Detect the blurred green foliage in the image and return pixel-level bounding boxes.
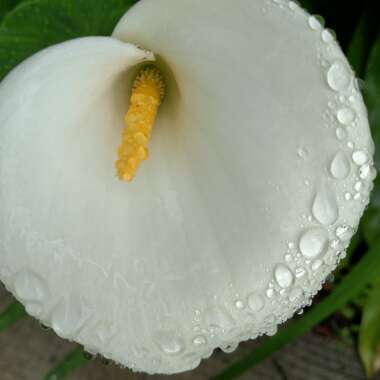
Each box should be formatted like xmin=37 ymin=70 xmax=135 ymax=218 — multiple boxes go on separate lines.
xmin=0 ymin=0 xmax=380 ymax=379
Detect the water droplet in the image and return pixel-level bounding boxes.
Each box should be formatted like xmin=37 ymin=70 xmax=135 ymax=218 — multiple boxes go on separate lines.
xmin=193 ymin=335 xmax=207 ymax=346
xmin=203 ymin=306 xmax=235 ymax=331
xmin=327 ymin=61 xmax=352 ymax=91
xmin=308 ymin=15 xmax=323 ymax=30
xmin=266 ymin=288 xmax=274 ymax=298
xmin=248 ymin=293 xmax=265 ymax=311
xmin=336 ymin=127 xmax=347 ymax=141
xmin=336 ymin=224 xmax=352 ymax=241
xmin=154 ymin=330 xmax=185 ymax=355
xmin=289 ymin=287 xmax=303 ymax=302
xmin=221 ymin=342 xmax=238 ymax=353
xmin=359 ymin=164 xmax=371 ymax=179
xmin=321 ymin=29 xmax=335 ymax=43
xmin=299 ymin=228 xmax=329 ymax=259
xmin=330 ymin=151 xmax=350 ymax=179
xmin=285 ymin=253 xmax=293 ymax=262
xmin=352 ymin=150 xmax=368 ymax=166
xmin=235 ymin=300 xmax=245 ymax=309
xmin=288 ymin=1 xmax=298 ymax=11
xmin=311 ymin=259 xmax=323 ymax=271
xmin=297 ymin=147 xmax=309 ymax=159
xmin=354 ymin=181 xmax=363 ymax=192
xmin=274 ymin=264 xmax=294 ymax=288
xmin=344 ymin=192 xmax=352 ymax=201
xmin=339 ymin=95 xmax=346 ymax=103
xmin=337 ymin=107 xmax=356 ymax=125
xmin=312 ymin=186 xmax=339 ymax=225
xmin=295 ymin=266 xmax=306 ymax=278
xmin=347 ymin=141 xmax=354 ymax=149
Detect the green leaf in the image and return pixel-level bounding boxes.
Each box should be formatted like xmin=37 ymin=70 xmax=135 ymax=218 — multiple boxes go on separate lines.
xmin=0 ymin=301 xmax=27 ymax=331
xmin=0 ymin=0 xmax=24 ymax=23
xmin=44 ymin=346 xmax=90 ymax=380
xmin=362 ymin=32 xmax=380 ymax=246
xmin=362 ymin=203 xmax=380 ymax=247
xmin=347 ymin=8 xmax=380 ymax=78
xmin=0 ymin=0 xmax=137 ymax=81
xmin=212 ymin=239 xmax=380 ymax=380
xmin=366 ymin=33 xmax=380 ymax=113
xmin=359 ymin=278 xmax=380 ymax=378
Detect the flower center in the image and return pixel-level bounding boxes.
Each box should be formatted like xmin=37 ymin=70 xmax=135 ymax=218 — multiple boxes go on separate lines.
xmin=116 ymin=66 xmax=165 ymax=182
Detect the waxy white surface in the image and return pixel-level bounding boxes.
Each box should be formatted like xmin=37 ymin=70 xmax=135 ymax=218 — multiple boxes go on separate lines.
xmin=0 ymin=0 xmax=375 ymax=374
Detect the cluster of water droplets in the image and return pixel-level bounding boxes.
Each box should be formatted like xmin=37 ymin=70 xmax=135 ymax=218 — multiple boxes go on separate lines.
xmin=2 ymin=1 xmax=376 ymax=373
xmin=151 ymin=0 xmax=377 ymax=366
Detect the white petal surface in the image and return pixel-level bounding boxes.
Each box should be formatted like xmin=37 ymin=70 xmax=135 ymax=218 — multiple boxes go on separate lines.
xmin=0 ymin=0 xmax=376 ymax=376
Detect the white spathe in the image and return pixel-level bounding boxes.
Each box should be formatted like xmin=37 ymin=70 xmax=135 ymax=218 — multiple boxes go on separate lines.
xmin=0 ymin=0 xmax=375 ymax=375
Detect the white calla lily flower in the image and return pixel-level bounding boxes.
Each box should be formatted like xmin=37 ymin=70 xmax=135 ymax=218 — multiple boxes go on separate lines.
xmin=0 ymin=0 xmax=376 ymax=375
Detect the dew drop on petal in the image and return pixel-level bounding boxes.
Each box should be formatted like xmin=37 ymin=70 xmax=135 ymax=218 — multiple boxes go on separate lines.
xmin=327 ymin=61 xmax=352 ymax=91
xmin=288 ymin=1 xmax=298 ymax=11
xmin=221 ymin=342 xmax=238 ymax=353
xmin=336 ymin=127 xmax=347 ymax=141
xmin=344 ymin=192 xmax=352 ymax=201
xmin=308 ymin=15 xmax=323 ymax=30
xmin=336 ymin=224 xmax=352 ymax=241
xmin=297 ymin=147 xmax=309 ymax=159
xmin=321 ymin=29 xmax=335 ymax=43
xmin=311 ymin=260 xmax=323 ymax=271
xmin=247 ymin=293 xmax=265 ymax=311
xmin=359 ymin=164 xmax=371 ymax=179
xmin=295 ymin=266 xmax=306 ymax=278
xmin=352 ymin=150 xmax=368 ymax=166
xmin=154 ymin=331 xmax=185 ymax=356
xmin=274 ymin=264 xmax=294 ymax=288
xmin=192 ymin=335 xmax=207 ymax=346
xmin=337 ymin=107 xmax=356 ymax=125
xmin=203 ymin=305 xmax=235 ymax=331
xmin=299 ymin=228 xmax=329 ymax=259
xmin=330 ymin=151 xmax=350 ymax=179
xmin=312 ymin=186 xmax=339 ymax=225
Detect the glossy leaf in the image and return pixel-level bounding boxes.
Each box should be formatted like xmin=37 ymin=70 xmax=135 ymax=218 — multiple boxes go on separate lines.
xmin=212 ymin=239 xmax=380 ymax=380
xmin=359 ymin=278 xmax=380 ymax=378
xmin=0 ymin=0 xmax=137 ymax=81
xmin=0 ymin=301 xmax=26 ymax=331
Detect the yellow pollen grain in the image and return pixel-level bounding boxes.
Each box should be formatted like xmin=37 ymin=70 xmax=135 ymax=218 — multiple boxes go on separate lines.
xmin=116 ymin=66 xmax=165 ymax=182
